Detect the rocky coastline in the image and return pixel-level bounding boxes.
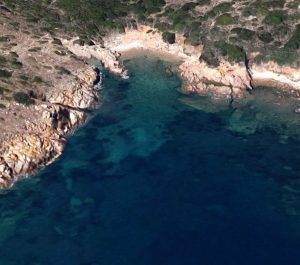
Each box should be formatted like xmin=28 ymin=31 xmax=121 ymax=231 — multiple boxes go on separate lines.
xmin=1 ymin=23 xmax=300 ymax=188
xmin=0 ymin=68 xmax=100 ymax=188
xmin=103 ymin=25 xmax=300 ymax=99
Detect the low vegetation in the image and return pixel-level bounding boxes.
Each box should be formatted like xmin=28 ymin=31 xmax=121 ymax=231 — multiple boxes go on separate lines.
xmin=0 ymin=69 xmax=12 ymax=78
xmin=162 ymin=32 xmax=176 ymax=44
xmin=2 ymin=0 xmax=300 ymax=66
xmin=0 ymin=87 xmax=10 ymax=95
xmin=216 ymin=14 xmax=236 ymax=25
xmin=231 ymin=28 xmax=255 ymax=41
xmin=13 ymin=92 xmax=35 ymax=106
xmin=263 ymin=10 xmax=286 ymax=25
xmin=215 ymin=41 xmax=244 ymax=62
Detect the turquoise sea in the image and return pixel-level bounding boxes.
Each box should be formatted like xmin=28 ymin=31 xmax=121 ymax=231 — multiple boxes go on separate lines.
xmin=1 ymin=55 xmax=300 ymax=264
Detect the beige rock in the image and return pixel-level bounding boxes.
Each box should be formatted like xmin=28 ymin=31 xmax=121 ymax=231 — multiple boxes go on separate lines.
xmin=0 ymin=68 xmax=99 ymax=188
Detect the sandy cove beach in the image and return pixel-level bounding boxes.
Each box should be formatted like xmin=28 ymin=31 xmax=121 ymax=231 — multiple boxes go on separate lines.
xmin=64 ymin=24 xmax=300 ymax=98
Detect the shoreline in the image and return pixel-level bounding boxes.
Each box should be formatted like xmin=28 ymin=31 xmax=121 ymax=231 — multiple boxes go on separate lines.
xmin=1 ymin=24 xmax=300 ymax=188
xmin=102 ymin=25 xmax=300 ymax=98
xmin=0 ymin=68 xmax=100 ymax=188
xmin=62 ymin=24 xmax=300 ymax=98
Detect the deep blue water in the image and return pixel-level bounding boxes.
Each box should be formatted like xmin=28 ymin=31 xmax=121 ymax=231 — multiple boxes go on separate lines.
xmin=1 ymin=56 xmax=300 ymax=265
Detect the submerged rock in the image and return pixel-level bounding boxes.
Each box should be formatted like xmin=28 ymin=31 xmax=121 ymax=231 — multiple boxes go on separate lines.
xmin=227 ymin=109 xmax=260 ymax=134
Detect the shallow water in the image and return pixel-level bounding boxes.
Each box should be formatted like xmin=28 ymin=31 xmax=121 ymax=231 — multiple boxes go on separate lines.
xmin=1 ymin=56 xmax=300 ymax=265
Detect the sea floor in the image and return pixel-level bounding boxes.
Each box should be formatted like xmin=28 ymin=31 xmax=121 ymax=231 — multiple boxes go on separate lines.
xmin=0 ymin=55 xmax=300 ymax=265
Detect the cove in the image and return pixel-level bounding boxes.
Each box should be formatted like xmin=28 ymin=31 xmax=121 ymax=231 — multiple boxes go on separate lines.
xmin=0 ymin=55 xmax=300 ymax=265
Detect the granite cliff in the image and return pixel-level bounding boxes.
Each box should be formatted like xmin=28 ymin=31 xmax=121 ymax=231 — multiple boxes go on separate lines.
xmin=0 ymin=68 xmax=99 ymax=188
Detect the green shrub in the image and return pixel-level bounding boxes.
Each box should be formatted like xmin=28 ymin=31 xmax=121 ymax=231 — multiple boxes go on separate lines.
xmin=143 ymin=0 xmax=166 ymax=9
xmin=244 ymin=0 xmax=284 ymax=18
xmin=231 ymin=28 xmax=255 ymax=40
xmin=9 ymin=21 xmax=20 ymax=29
xmin=52 ymin=38 xmax=62 ymax=45
xmin=162 ymin=32 xmax=176 ymax=44
xmin=211 ymin=2 xmax=232 ymax=15
xmin=38 ymin=40 xmax=49 ymax=44
xmin=258 ymin=32 xmax=273 ymax=43
xmin=9 ymin=52 xmax=19 ymax=58
xmin=0 ymin=36 xmax=10 ymax=42
xmin=272 ymin=48 xmax=295 ymax=65
xmin=242 ymin=5 xmax=268 ymax=17
xmin=0 ymin=56 xmax=8 ymax=67
xmin=28 ymin=47 xmax=42 ymax=52
xmin=33 ymin=76 xmax=43 ymax=83
xmin=185 ymin=21 xmax=202 ymax=45
xmin=181 ymin=2 xmax=198 ymax=11
xmin=263 ymin=11 xmax=286 ymax=25
xmin=164 ymin=8 xmax=193 ymax=31
xmin=200 ymin=45 xmax=220 ymax=66
xmin=19 ymin=75 xmax=29 ymax=81
xmin=13 ymin=92 xmax=35 ymax=105
xmin=154 ymin=22 xmax=171 ymax=32
xmin=11 ymin=60 xmax=23 ymax=69
xmin=0 ymin=87 xmax=10 ymax=95
xmin=0 ymin=103 xmax=6 ymax=109
xmin=197 ymin=0 xmax=211 ymax=5
xmin=261 ymin=0 xmax=285 ymax=8
xmin=216 ymin=14 xmax=236 ymax=25
xmin=285 ymin=24 xmax=300 ymax=50
xmin=0 ymin=69 xmax=12 ymax=78
xmin=55 ymin=66 xmax=71 ymax=75
xmin=215 ymin=41 xmax=244 ymax=61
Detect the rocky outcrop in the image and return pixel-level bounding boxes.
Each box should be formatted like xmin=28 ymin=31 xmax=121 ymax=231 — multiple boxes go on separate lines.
xmin=179 ymin=60 xmax=252 ymax=97
xmin=103 ymin=25 xmax=300 ymax=99
xmin=179 ymin=59 xmax=300 ymax=98
xmin=0 ymin=68 xmax=100 ymax=188
xmin=62 ymin=38 xmax=128 ymax=78
xmin=251 ymin=63 xmax=300 ymax=91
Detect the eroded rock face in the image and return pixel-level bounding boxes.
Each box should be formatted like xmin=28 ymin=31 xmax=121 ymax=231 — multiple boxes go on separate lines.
xmin=179 ymin=60 xmax=252 ymax=97
xmin=62 ymin=38 xmax=127 ymax=77
xmin=104 ymin=25 xmax=300 ymax=99
xmin=179 ymin=58 xmax=300 ymax=98
xmin=0 ymin=68 xmax=99 ymax=188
